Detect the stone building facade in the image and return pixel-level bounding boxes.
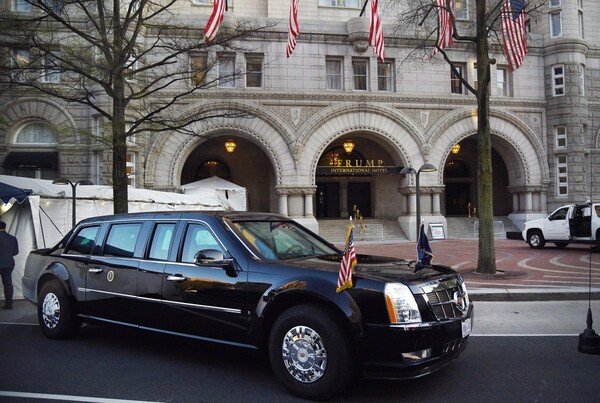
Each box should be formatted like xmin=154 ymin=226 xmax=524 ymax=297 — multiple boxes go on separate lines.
xmin=1 ymin=0 xmax=599 ymax=240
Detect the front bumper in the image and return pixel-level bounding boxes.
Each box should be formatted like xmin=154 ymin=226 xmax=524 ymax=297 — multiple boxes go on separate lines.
xmin=358 ymin=304 xmax=474 ymax=379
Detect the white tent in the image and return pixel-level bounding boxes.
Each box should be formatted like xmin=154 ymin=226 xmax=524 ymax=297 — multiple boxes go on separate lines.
xmin=182 ymin=176 xmax=247 ymax=211
xmin=0 ymin=175 xmax=224 ymax=299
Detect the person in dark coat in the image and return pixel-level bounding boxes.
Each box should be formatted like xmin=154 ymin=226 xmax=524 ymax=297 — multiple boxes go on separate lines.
xmin=0 ymin=221 xmax=19 ymax=310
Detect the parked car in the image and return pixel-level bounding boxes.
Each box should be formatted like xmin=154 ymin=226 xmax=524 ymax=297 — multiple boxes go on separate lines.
xmin=522 ymin=203 xmax=600 ymax=249
xmin=22 ymin=211 xmax=473 ymax=400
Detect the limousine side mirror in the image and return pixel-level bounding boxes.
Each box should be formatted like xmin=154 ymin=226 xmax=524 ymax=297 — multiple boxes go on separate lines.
xmin=195 ymin=249 xmax=238 ymax=277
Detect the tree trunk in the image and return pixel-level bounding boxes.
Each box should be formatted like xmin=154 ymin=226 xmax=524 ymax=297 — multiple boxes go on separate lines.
xmin=475 ymin=0 xmax=496 ymax=274
xmin=112 ymin=0 xmax=128 ymax=214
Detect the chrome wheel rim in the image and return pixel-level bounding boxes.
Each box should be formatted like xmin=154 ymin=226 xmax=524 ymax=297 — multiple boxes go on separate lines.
xmin=41 ymin=292 xmax=60 ymax=329
xmin=530 ymin=235 xmax=540 ymax=246
xmin=281 ymin=325 xmax=327 ymax=383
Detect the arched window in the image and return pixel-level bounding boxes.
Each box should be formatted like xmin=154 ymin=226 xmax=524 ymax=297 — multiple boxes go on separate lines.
xmin=3 ymin=121 xmax=59 ymax=179
xmin=15 ymin=122 xmax=59 ymax=145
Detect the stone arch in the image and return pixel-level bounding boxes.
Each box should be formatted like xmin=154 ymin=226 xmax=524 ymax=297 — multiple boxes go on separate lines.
xmin=144 ymin=101 xmax=296 ymax=189
xmin=0 ymin=97 xmax=79 ymax=144
xmin=427 ymin=107 xmax=549 ymax=187
xmin=294 ymin=104 xmax=426 ymax=184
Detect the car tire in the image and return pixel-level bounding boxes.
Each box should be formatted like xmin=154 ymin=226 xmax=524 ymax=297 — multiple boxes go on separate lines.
xmin=554 ymin=242 xmax=569 ymax=248
xmin=38 ymin=281 xmax=81 ymax=340
xmin=268 ymin=304 xmax=356 ymax=400
xmin=527 ymin=230 xmax=546 ymax=249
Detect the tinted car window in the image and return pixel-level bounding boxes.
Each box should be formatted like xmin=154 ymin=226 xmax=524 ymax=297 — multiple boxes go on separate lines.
xmin=148 ymin=223 xmax=176 ymax=261
xmin=103 ymin=223 xmax=143 ymax=258
xmin=181 ymin=223 xmax=221 ymax=263
xmin=65 ymin=226 xmax=100 ymax=255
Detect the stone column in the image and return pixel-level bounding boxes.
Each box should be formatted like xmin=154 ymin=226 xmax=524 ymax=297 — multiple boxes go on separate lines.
xmin=278 ymin=193 xmax=288 ymax=216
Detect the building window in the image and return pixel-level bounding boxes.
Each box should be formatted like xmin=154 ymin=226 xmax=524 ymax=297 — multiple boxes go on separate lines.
xmin=580 ymin=64 xmax=585 ymax=96
xmin=218 ymin=54 xmax=235 ymax=88
xmin=125 ymin=123 xmax=136 ymax=145
xmin=377 ymin=61 xmax=394 ymax=92
xmin=192 ymin=0 xmax=211 ymax=4
xmin=326 ymin=57 xmax=343 ymax=90
xmin=455 ymin=0 xmax=468 ymax=20
xmin=126 ymin=152 xmax=136 ymax=187
xmin=450 ymin=63 xmax=465 ymax=95
xmin=42 ymin=51 xmax=61 ymax=83
xmin=15 ymin=122 xmax=58 ymax=144
xmin=319 ymin=0 xmax=360 ymax=8
xmin=8 ymin=121 xmax=59 ymax=180
xmin=555 ymin=126 xmax=567 ymax=148
xmin=245 ymin=54 xmax=263 ymax=88
xmin=352 ymin=59 xmax=368 ymax=91
xmin=556 ymin=155 xmax=568 ymax=196
xmin=549 ymin=0 xmax=561 ymax=7
xmin=13 ymin=0 xmax=32 ymax=12
xmin=578 ymin=11 xmax=584 ymax=39
xmin=552 ymin=65 xmax=565 ymax=96
xmin=497 ymin=67 xmax=510 ymax=96
xmin=550 ymin=12 xmax=562 ymax=38
xmin=11 ymin=49 xmax=29 ymax=82
xmin=125 ymin=55 xmax=138 ymax=82
xmin=577 ymin=0 xmax=583 ymax=8
xmin=92 ymin=115 xmax=105 ymax=139
xmin=93 ymin=151 xmax=104 ymax=185
xmin=190 ymin=52 xmax=207 ymax=87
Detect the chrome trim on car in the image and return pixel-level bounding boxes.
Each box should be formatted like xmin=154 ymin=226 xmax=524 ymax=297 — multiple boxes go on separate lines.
xmin=79 ymin=288 xmax=242 ymax=314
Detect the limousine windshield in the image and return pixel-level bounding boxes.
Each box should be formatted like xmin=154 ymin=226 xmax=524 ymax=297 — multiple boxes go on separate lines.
xmin=231 ymin=220 xmax=339 ymax=260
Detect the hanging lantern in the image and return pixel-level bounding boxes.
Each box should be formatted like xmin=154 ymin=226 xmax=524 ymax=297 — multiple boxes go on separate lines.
xmin=451 ymin=144 xmax=461 ymax=154
xmin=224 ymin=139 xmax=237 ymax=153
xmin=343 ymin=139 xmax=355 ymax=153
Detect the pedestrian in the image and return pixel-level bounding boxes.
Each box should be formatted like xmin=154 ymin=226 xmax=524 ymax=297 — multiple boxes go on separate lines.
xmin=0 ymin=220 xmax=19 ymax=310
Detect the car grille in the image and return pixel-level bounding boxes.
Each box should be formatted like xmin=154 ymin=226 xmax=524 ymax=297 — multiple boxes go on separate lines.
xmin=425 ymin=286 xmax=465 ymax=320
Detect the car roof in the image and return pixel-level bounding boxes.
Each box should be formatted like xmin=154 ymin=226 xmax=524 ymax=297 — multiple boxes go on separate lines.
xmin=77 ymin=211 xmax=292 ymax=225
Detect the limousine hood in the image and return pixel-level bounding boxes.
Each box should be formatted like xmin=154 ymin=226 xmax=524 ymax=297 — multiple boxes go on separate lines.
xmin=283 ymin=253 xmax=456 ymax=283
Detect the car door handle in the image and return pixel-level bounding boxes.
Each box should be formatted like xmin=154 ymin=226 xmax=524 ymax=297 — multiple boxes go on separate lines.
xmin=167 ymin=274 xmax=187 ymax=282
xmin=88 ymin=267 xmax=103 ymax=274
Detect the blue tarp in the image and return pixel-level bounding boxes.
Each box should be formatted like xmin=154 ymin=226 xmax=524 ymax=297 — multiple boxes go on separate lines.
xmin=0 ymin=181 xmax=32 ymax=204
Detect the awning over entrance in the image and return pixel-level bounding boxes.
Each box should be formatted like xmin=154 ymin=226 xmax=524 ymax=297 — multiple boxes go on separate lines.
xmin=2 ymin=151 xmax=59 ymax=170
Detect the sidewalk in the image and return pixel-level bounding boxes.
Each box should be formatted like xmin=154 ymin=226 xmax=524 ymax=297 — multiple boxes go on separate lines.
xmin=355 ymin=238 xmax=600 ymax=301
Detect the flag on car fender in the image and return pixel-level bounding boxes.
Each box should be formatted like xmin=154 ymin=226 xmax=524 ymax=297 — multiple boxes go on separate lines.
xmin=415 ymin=224 xmax=433 ymax=272
xmin=337 ymin=223 xmax=357 ymax=293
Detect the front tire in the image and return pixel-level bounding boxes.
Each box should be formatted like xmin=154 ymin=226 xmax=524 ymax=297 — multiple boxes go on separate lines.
xmin=38 ymin=281 xmax=81 ymax=339
xmin=268 ymin=304 xmax=356 ymax=400
xmin=527 ymin=230 xmax=546 ymax=249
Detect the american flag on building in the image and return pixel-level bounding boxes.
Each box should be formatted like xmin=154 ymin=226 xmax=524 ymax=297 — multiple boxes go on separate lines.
xmin=369 ymin=0 xmax=385 ymax=64
xmin=431 ymin=0 xmax=455 ymax=58
xmin=204 ymin=0 xmax=226 ymax=43
xmin=286 ymin=0 xmax=299 ymax=58
xmin=501 ymin=0 xmax=528 ymax=71
xmin=336 ymin=224 xmax=357 ymax=293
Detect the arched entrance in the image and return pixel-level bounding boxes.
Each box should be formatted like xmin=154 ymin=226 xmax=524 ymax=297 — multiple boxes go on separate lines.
xmin=443 ymin=137 xmax=511 ymax=216
xmin=314 ymin=135 xmax=401 ymax=219
xmin=180 ymin=136 xmax=274 ymax=212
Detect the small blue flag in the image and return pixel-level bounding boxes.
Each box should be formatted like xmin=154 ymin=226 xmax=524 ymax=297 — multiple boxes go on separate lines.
xmin=415 ymin=223 xmax=433 ymax=272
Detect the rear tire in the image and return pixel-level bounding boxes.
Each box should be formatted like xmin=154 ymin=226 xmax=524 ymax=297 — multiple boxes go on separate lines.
xmin=527 ymin=230 xmax=546 ymax=249
xmin=268 ymin=304 xmax=356 ymax=400
xmin=38 ymin=281 xmax=81 ymax=339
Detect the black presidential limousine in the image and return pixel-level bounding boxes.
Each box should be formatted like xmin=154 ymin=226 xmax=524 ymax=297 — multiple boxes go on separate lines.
xmin=22 ymin=211 xmax=473 ymax=400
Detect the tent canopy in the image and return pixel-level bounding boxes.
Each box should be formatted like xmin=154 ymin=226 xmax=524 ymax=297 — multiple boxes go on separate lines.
xmin=182 ymin=176 xmax=247 ymax=211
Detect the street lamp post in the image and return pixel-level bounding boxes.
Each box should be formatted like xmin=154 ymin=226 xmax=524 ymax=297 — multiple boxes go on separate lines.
xmin=401 ymin=163 xmax=438 ymax=240
xmin=52 ymin=177 xmax=94 ymax=228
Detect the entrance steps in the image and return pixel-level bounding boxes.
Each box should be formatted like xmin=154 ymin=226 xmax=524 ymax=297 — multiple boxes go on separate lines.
xmin=446 ymin=216 xmax=521 ymax=239
xmin=317 ymin=218 xmax=408 ymax=244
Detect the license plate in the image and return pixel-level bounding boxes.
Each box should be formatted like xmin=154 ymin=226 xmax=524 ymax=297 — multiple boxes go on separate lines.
xmin=462 ymin=318 xmax=472 ymax=338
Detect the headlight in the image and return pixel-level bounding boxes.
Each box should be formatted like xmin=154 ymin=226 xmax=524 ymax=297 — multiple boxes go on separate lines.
xmin=459 ymin=277 xmax=470 ymax=306
xmin=384 ymin=283 xmax=422 ymax=324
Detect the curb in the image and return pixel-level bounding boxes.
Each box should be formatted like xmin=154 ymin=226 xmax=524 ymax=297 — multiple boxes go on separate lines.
xmin=470 ymin=288 xmax=600 ymax=302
